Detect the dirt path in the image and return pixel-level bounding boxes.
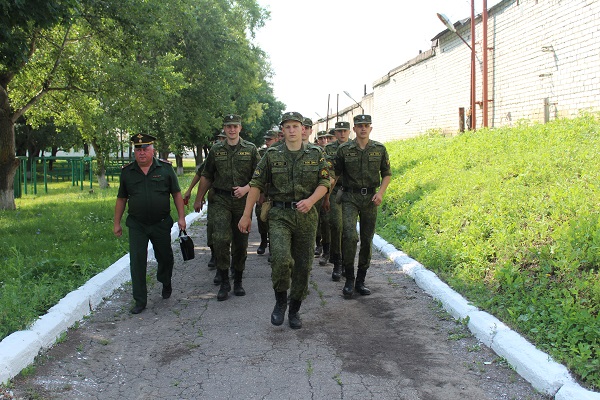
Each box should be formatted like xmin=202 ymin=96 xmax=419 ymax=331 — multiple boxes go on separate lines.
xmin=11 ymin=215 xmax=549 ymax=399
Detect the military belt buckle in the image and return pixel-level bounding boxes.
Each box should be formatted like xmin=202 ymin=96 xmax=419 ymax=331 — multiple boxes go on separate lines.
xmin=291 ymin=201 xmax=299 ymax=209
xmin=360 ymin=188 xmax=368 ymax=195
xmin=230 ymin=190 xmax=236 ymax=198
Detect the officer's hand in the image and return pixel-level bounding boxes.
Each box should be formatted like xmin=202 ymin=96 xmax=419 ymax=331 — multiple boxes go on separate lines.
xmin=232 ymin=185 xmax=249 ymax=198
xmin=183 ymin=191 xmax=191 ymax=206
xmin=238 ymin=215 xmax=251 ymax=234
xmin=113 ymin=224 xmax=122 ymax=237
xmin=178 ymin=218 xmax=186 ymax=231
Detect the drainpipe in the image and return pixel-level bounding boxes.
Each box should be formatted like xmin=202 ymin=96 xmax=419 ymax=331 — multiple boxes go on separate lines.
xmin=470 ymin=0 xmax=477 ymax=130
xmin=482 ymin=0 xmax=489 ymax=127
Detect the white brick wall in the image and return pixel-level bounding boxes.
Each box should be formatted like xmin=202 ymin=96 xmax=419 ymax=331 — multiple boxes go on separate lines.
xmin=327 ymin=0 xmax=600 ymax=142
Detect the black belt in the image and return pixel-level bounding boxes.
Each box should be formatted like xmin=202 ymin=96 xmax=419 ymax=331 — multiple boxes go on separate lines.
xmin=272 ymin=201 xmax=299 ymax=209
xmin=213 ymin=188 xmax=235 ymax=197
xmin=343 ymin=187 xmax=376 ymax=195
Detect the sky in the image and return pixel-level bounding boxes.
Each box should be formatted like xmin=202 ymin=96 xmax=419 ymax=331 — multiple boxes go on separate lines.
xmin=253 ymin=0 xmax=502 ymax=122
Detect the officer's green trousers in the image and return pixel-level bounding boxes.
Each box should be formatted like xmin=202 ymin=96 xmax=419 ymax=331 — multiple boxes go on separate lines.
xmin=329 ymin=189 xmax=342 ymax=257
xmin=269 ymin=206 xmax=318 ymax=300
xmin=207 ymin=193 xmax=249 ymax=272
xmin=126 ymin=216 xmax=174 ymax=307
xmin=341 ymin=193 xmax=378 ymax=273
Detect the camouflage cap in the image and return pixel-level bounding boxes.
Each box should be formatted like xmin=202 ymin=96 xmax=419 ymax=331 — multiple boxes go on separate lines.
xmin=316 ymin=130 xmax=328 ymax=138
xmin=302 ymin=117 xmax=313 ymax=127
xmin=353 ymin=114 xmax=372 ymax=124
xmin=264 ymin=130 xmax=278 ymax=139
xmin=280 ymin=111 xmax=304 ymax=125
xmin=130 ymin=133 xmax=157 ymax=148
xmin=223 ymin=114 xmax=242 ymax=125
xmin=217 ymin=130 xmax=226 ymax=138
xmin=335 ymin=121 xmax=350 ymax=130
xmin=328 ymin=128 xmax=336 ymax=136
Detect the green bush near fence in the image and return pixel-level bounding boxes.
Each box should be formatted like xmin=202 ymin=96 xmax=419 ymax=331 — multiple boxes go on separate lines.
xmin=377 ymin=114 xmax=600 ymax=389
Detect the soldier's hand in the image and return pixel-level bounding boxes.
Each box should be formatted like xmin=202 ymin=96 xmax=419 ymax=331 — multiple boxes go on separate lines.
xmin=322 ymin=197 xmax=330 ymax=212
xmin=238 ymin=215 xmax=251 ymax=234
xmin=372 ymin=192 xmax=383 ymax=206
xmin=183 ymin=191 xmax=191 ymax=206
xmin=113 ymin=224 xmax=122 ymax=237
xmin=178 ymin=218 xmax=186 ymax=231
xmin=295 ymin=199 xmax=313 ymax=214
xmin=194 ymin=199 xmax=204 ymax=213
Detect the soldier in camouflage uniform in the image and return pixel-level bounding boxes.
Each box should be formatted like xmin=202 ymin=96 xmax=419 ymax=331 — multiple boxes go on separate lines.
xmin=238 ymin=112 xmax=330 ymax=329
xmin=114 ymin=133 xmax=186 ymax=314
xmin=323 ymin=120 xmax=351 ymax=281
xmin=315 ymin=130 xmax=331 ymax=266
xmin=255 ymin=130 xmax=279 ymax=255
xmin=193 ymin=114 xmax=260 ymax=301
xmin=333 ymin=114 xmax=391 ymax=298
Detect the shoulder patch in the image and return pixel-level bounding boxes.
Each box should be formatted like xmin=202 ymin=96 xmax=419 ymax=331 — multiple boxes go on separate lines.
xmin=159 ymin=158 xmax=172 ymax=165
xmin=121 ymin=162 xmax=134 ymax=169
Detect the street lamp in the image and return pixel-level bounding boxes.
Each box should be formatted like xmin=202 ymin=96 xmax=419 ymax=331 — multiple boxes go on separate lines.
xmin=343 ymin=91 xmax=364 ymax=113
xmin=437 ymin=10 xmax=476 ymax=130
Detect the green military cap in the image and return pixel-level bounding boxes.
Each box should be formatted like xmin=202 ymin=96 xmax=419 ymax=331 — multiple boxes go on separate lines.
xmin=335 ymin=121 xmax=350 ymax=130
xmin=223 ymin=114 xmax=242 ymax=125
xmin=280 ymin=111 xmax=303 ymax=125
xmin=264 ymin=130 xmax=278 ymax=139
xmin=217 ymin=130 xmax=226 ymax=138
xmin=302 ymin=117 xmax=313 ymax=127
xmin=328 ymin=128 xmax=336 ymax=136
xmin=353 ymin=114 xmax=372 ymax=124
xmin=316 ymin=130 xmax=327 ymax=138
xmin=130 ymin=133 xmax=156 ymax=148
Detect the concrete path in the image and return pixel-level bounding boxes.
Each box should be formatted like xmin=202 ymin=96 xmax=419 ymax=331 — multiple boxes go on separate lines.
xmin=6 ymin=213 xmax=560 ymax=400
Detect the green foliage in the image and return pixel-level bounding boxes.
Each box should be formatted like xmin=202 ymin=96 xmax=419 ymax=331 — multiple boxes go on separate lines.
xmin=377 ymin=114 xmax=600 ymax=388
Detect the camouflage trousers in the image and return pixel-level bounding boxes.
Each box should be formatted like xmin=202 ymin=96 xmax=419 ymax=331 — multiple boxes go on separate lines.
xmin=316 ymin=203 xmax=330 ymax=246
xmin=255 ymin=203 xmax=269 ymax=242
xmin=207 ymin=193 xmax=249 ymax=272
xmin=341 ymin=192 xmax=378 ymax=272
xmin=329 ymin=189 xmax=342 ymax=257
xmin=269 ymin=205 xmax=318 ymax=301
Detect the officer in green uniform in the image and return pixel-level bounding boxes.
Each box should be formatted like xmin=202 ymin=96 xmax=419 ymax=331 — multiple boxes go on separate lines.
xmin=255 ymin=130 xmax=279 ymax=255
xmin=193 ymin=114 xmax=260 ymax=301
xmin=238 ymin=111 xmax=330 ymax=329
xmin=114 ymin=133 xmax=186 ymax=314
xmin=333 ymin=115 xmax=391 ymax=298
xmin=323 ymin=120 xmax=351 ymax=281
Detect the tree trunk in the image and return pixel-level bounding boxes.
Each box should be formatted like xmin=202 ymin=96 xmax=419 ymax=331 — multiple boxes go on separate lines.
xmin=175 ymin=154 xmax=183 ymax=175
xmin=90 ymin=139 xmax=109 ymax=189
xmin=0 ymin=82 xmax=17 ymax=210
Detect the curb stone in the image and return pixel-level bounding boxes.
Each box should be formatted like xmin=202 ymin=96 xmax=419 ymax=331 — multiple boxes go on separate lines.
xmin=372 ymin=232 xmax=599 ymax=399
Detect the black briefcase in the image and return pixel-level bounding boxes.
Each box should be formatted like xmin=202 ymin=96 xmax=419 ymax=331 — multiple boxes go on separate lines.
xmin=179 ymin=229 xmax=195 ymax=261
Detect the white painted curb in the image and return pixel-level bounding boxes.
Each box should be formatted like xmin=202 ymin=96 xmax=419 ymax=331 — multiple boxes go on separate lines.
xmin=0 ymin=210 xmax=205 ymax=385
xmin=372 ymin=232 xmax=599 ymax=398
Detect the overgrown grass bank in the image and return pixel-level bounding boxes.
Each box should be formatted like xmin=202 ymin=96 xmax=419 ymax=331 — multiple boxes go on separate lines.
xmin=377 ymin=114 xmax=600 ymax=389
xmin=0 ymin=167 xmax=195 ymax=341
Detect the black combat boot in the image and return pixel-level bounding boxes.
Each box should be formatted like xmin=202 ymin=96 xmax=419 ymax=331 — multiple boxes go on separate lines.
xmin=217 ymin=269 xmax=230 ymax=301
xmin=331 ymin=254 xmax=342 ymax=281
xmin=233 ymin=270 xmax=246 ymax=296
xmin=257 ymin=233 xmax=268 ymax=255
xmin=355 ymin=268 xmax=371 ymax=296
xmin=319 ymin=243 xmax=330 ymax=266
xmin=288 ymin=299 xmax=302 ymax=329
xmin=213 ymin=268 xmax=221 ymax=285
xmin=342 ymin=266 xmax=355 ymax=298
xmin=208 ymin=246 xmax=216 ymax=269
xmin=271 ymin=291 xmax=288 ymax=326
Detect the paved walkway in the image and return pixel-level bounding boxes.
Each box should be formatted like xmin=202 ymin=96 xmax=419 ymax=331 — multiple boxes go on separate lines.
xmin=11 ymin=215 xmax=549 ymax=399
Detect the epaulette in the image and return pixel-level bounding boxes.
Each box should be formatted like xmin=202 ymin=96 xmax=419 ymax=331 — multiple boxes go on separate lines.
xmin=121 ymin=162 xmax=134 ymax=169
xmin=159 ymin=158 xmax=172 ymax=165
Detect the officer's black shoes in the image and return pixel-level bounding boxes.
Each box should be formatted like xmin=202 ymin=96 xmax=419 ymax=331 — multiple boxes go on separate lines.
xmin=217 ymin=270 xmax=230 ymax=301
xmin=257 ymin=242 xmax=267 ymax=255
xmin=208 ymin=246 xmax=216 ymax=269
xmin=271 ymin=291 xmax=287 ymax=326
xmin=213 ymin=269 xmax=221 ymax=285
xmin=355 ymin=269 xmax=371 ymax=295
xmin=233 ymin=271 xmax=245 ymax=296
xmin=319 ymin=243 xmax=330 ymax=265
xmin=314 ymin=245 xmax=322 ymax=257
xmin=288 ymin=299 xmax=302 ymax=329
xmin=343 ymin=278 xmax=355 ymax=298
xmin=130 ymin=304 xmax=146 ymax=314
xmin=162 ymin=283 xmax=172 ymax=299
